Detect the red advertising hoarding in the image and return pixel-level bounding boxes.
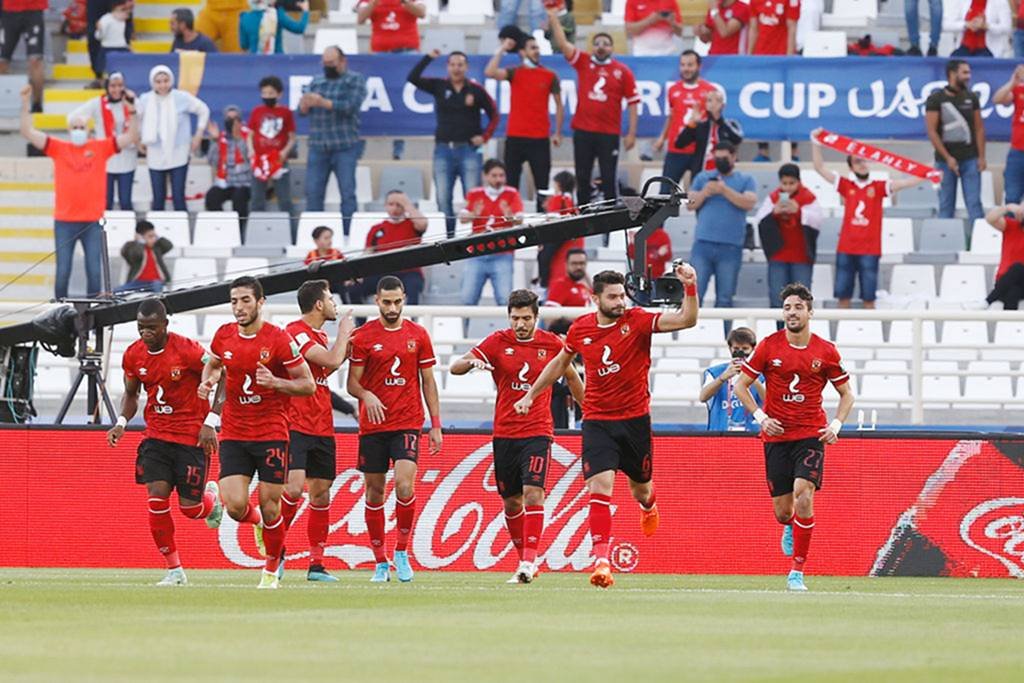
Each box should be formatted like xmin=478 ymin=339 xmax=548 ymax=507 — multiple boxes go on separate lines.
xmin=1 ymin=429 xmax=1022 ymax=577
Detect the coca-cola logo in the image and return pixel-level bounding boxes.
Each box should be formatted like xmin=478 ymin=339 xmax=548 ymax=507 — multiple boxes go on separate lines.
xmin=959 ymin=497 xmax=1024 ymax=578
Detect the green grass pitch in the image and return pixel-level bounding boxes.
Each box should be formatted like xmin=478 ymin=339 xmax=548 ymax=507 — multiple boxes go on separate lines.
xmin=1 ymin=569 xmax=1022 ymax=682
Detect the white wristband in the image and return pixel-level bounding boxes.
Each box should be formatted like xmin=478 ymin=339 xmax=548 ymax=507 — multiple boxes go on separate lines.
xmin=116 ymin=415 xmax=127 ymax=429
xmin=753 ymin=409 xmax=768 ymax=425
xmin=828 ymin=418 xmax=843 ymax=434
xmin=203 ymin=413 xmax=221 ymax=429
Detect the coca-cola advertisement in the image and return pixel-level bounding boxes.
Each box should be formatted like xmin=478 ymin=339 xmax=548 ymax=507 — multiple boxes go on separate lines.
xmin=1 ymin=429 xmax=1022 ymax=577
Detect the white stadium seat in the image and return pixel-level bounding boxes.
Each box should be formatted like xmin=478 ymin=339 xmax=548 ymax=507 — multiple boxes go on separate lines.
xmin=145 ymin=211 xmax=191 ymax=246
xmin=193 ymin=212 xmax=242 ymax=249
xmin=313 ymin=28 xmax=358 ymax=55
xmin=835 ymin=320 xmax=883 ymax=361
xmin=802 ymin=31 xmax=848 ymax=57
xmin=172 ymin=258 xmax=219 ymax=287
xmin=931 ymin=321 xmax=988 ymax=361
xmin=102 ymin=211 xmax=138 ymax=254
xmin=964 ymin=360 xmax=1013 ymax=408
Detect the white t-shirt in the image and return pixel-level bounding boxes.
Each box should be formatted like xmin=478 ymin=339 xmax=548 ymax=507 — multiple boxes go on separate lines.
xmin=96 ymin=14 xmax=129 ymax=49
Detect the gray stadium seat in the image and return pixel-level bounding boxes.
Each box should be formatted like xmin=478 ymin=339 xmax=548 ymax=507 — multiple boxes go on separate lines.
xmin=893 ymin=182 xmax=938 ymax=215
xmin=907 ymin=218 xmax=966 ymax=263
xmin=735 ymin=263 xmax=769 ymax=301
xmin=747 ymin=168 xmax=779 ymax=198
xmin=245 ymin=212 xmax=293 ymax=247
xmin=421 ymin=28 xmax=467 ymax=54
xmin=0 ymin=75 xmax=28 ymax=118
xmin=378 ymin=167 xmax=425 ymax=202
xmin=466 ymin=317 xmax=506 ymax=339
xmin=663 ymin=215 xmax=696 ymax=255
xmin=816 ymin=217 xmax=842 ymax=259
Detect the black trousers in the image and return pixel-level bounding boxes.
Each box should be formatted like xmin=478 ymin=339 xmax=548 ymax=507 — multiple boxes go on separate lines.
xmin=573 ymin=130 xmax=619 ymax=210
xmin=988 ymin=262 xmax=1024 ymax=310
xmin=505 ymin=137 xmax=550 ymax=213
xmin=205 ymin=185 xmax=251 ymax=235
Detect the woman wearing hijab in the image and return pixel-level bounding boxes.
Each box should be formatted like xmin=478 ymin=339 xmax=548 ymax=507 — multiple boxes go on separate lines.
xmin=136 ymin=65 xmax=210 ymax=211
xmin=238 ymin=0 xmax=309 ymax=54
xmin=68 ymin=72 xmax=139 ymax=210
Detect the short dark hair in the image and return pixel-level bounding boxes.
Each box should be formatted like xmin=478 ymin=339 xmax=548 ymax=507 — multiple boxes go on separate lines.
xmin=779 ymin=282 xmax=813 ymax=309
xmin=778 ymin=163 xmax=801 ymax=180
xmin=593 ymin=32 xmax=614 ymax=45
xmin=297 ymin=279 xmax=330 ymax=314
xmin=757 ymin=142 xmax=770 ymax=151
xmin=376 ymin=275 xmax=405 ymax=294
xmin=137 ymin=298 xmax=167 ymax=319
xmin=946 ymin=59 xmax=968 ymax=77
xmin=258 ymin=75 xmax=284 ymax=93
xmin=553 ymin=170 xmax=575 ymax=195
xmin=714 ymin=141 xmax=737 ymax=155
xmin=726 ymin=326 xmax=756 ymax=348
xmin=449 ymin=50 xmax=468 ymax=61
xmin=135 ymin=220 xmax=155 ymax=235
xmin=680 ymin=49 xmax=701 ymax=65
xmin=592 ymin=270 xmax=625 ymax=295
xmin=111 ymin=0 xmax=130 ymax=8
xmin=230 ymin=275 xmax=264 ymax=300
xmin=566 ymin=248 xmax=587 ymax=261
xmin=312 ymin=225 xmax=333 ymax=241
xmin=171 ymin=8 xmax=194 ymax=29
xmin=507 ymin=289 xmax=539 ymax=315
xmin=483 ymin=158 xmax=506 ymax=175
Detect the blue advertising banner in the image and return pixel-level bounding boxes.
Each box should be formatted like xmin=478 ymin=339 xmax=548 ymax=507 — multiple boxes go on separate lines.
xmin=109 ymin=53 xmax=1022 ymax=141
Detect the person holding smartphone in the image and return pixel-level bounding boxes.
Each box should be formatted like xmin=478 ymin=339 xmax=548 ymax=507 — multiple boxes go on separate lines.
xmin=624 ymin=0 xmax=684 ymax=55
xmin=700 ymin=327 xmax=765 ymax=432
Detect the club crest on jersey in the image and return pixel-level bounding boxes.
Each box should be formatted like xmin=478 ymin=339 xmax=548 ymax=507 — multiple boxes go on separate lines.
xmin=620 ymin=324 xmax=631 ymax=336
xmin=259 ymin=347 xmax=271 ymax=363
xmin=407 ymin=340 xmax=417 ymax=352
xmin=170 ymin=367 xmax=182 ymax=381
xmin=811 ymin=359 xmax=822 ymax=372
xmin=866 ymin=187 xmax=876 ymax=198
xmin=538 ymin=349 xmax=547 ymax=359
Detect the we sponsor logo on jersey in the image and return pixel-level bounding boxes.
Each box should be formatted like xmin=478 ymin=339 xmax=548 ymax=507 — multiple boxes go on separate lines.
xmin=152 ymin=385 xmax=174 ymax=414
xmin=511 ymin=362 xmax=532 ymax=392
xmin=782 ymin=373 xmax=805 ymax=403
xmin=385 ymin=356 xmax=407 ymax=386
xmin=239 ymin=374 xmax=262 ymax=404
xmin=597 ymin=345 xmax=621 ymax=377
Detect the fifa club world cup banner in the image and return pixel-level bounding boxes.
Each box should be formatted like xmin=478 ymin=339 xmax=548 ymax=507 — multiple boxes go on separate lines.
xmin=1 ymin=429 xmax=1023 ymax=577
xmin=109 ymin=54 xmax=1024 ymax=141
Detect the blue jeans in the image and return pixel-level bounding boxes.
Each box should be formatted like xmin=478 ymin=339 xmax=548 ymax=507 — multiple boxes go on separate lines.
xmin=149 ymin=164 xmax=188 ymax=211
xmin=905 ymin=0 xmax=942 ymax=49
xmin=435 ymin=143 xmax=482 ymax=238
xmin=937 ymin=157 xmax=982 ymax=221
xmin=54 ymin=220 xmax=103 ymax=299
xmin=460 ymin=252 xmax=513 ymax=306
xmin=834 ymin=253 xmax=880 ymax=302
xmin=1015 ymin=30 xmax=1024 ymax=58
xmin=107 ymin=170 xmax=134 ymax=211
xmin=305 ymin=140 xmax=365 ymax=235
xmin=690 ymin=239 xmax=742 ymax=308
xmin=661 ymin=152 xmax=694 ymax=193
xmin=1004 ymin=149 xmax=1024 ymax=205
xmin=115 ymin=278 xmax=164 ymax=294
xmin=767 ymin=261 xmax=813 ymax=308
xmin=497 ymin=0 xmax=544 ymax=32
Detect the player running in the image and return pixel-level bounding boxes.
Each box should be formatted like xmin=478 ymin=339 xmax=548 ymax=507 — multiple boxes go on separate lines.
xmin=107 ymin=299 xmax=223 ymax=586
xmin=280 ymin=280 xmax=355 ymax=582
xmin=733 ymin=283 xmax=854 ymax=592
xmin=514 ymin=265 xmax=699 ymax=588
xmin=450 ymin=289 xmax=585 ymax=584
xmin=347 ymin=275 xmax=443 ymax=583
xmin=197 ymin=276 xmax=316 ymax=590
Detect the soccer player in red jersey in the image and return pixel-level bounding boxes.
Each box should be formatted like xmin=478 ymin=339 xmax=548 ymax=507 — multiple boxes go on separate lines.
xmin=347 ymin=275 xmax=443 ymax=583
xmin=107 ymin=299 xmax=223 ymax=586
xmin=514 ymin=265 xmax=699 ymax=588
xmin=748 ymin=0 xmax=799 ymax=56
xmin=280 ymin=280 xmax=355 ymax=582
xmin=450 ymin=289 xmax=585 ymax=584
xmin=197 ymin=276 xmax=316 ymax=590
xmin=733 ymin=283 xmax=854 ymax=592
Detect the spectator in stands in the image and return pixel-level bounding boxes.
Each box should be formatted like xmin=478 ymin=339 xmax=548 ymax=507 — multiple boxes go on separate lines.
xmin=1016 ymin=0 xmax=1024 ymax=58
xmin=544 ymin=0 xmax=576 ymax=45
xmin=365 ymin=190 xmax=428 ymax=304
xmin=206 ymin=106 xmax=253 ymax=227
xmin=925 ymin=59 xmax=985 ymax=222
xmin=88 ymin=0 xmax=135 ymax=85
xmin=536 ymin=171 xmax=583 ymax=290
xmin=626 ymin=226 xmax=673 ymax=278
xmin=995 ymin=65 xmax=1024 ymax=205
xmin=946 ymin=0 xmax=1011 ymax=57
xmin=790 ymin=142 xmax=800 ymax=162
xmin=674 ymin=90 xmax=743 ymax=184
xmin=0 ymin=0 xmax=48 ymax=112
xmin=625 ymin=0 xmax=684 ymax=56
xmin=94 ymin=0 xmax=132 ymax=77
xmin=20 ymin=85 xmax=137 ymax=299
xmin=687 ymin=142 xmax=758 ymax=315
xmin=905 ymin=0 xmax=942 ymax=56
xmin=68 ymin=73 xmax=139 ymax=211
xmin=170 ymin=8 xmax=219 ymax=52
xmin=248 ymin=75 xmax=296 ymax=217
xmin=485 ymin=35 xmax=563 ymax=213
xmin=301 ymin=46 xmax=368 ymax=236
xmin=748 ymin=0 xmax=799 ymax=56
xmin=697 ymin=0 xmax=751 ymax=54
xmin=654 ymin=51 xmax=719 ymax=192
xmin=117 ymin=220 xmax=172 ymax=294
xmin=138 ymin=65 xmax=210 ymax=211
xmin=753 ymin=142 xmax=771 ymax=162
xmin=754 ymin=163 xmax=823 ymax=310
xmin=409 ymin=49 xmax=497 ymax=239
xmin=239 ymin=0 xmax=309 ymax=54
xmin=810 ymin=131 xmax=925 ymax=310
xmin=979 ymin=203 xmax=1024 ymax=310
xmin=700 ymin=327 xmax=764 ymax=432
xmin=545 ymin=249 xmax=591 ymax=307
xmin=497 ymin=0 xmax=544 ymax=32
xmin=195 ymin=0 xmax=246 ymax=52
xmin=459 ymin=159 xmax=524 ymax=306
xmin=304 ymin=225 xmax=344 ymax=265
xmin=547 ymin=6 xmax=638 ymax=213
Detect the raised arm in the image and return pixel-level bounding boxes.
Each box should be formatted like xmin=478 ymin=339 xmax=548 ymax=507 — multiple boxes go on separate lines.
xmin=890 ymin=175 xmax=927 ymax=193
xmin=810 ymin=131 xmax=836 ymax=185
xmin=992 ymin=66 xmax=1024 ymax=106
xmin=407 ymin=52 xmax=437 ymax=89
xmin=514 ymin=348 xmax=573 ymax=415
xmin=985 ymin=204 xmax=1018 ymax=231
xmin=114 ymin=99 xmax=139 ymax=150
xmin=19 ymin=85 xmax=46 ymax=151
xmin=656 ymin=263 xmax=698 ymax=332
xmin=356 ymin=0 xmax=375 ymax=23
xmin=546 ymin=6 xmax=574 ymax=59
xmin=484 ymin=41 xmax=513 ymax=81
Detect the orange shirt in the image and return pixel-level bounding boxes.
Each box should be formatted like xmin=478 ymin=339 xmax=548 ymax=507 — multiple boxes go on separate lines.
xmin=45 ymin=137 xmax=118 ymax=222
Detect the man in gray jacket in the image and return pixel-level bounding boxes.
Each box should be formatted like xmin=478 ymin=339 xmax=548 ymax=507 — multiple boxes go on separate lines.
xmin=117 ymin=220 xmax=172 ymax=293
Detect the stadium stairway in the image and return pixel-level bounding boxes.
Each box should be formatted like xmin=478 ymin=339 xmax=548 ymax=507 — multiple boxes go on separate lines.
xmin=0 ymin=159 xmax=57 ymax=301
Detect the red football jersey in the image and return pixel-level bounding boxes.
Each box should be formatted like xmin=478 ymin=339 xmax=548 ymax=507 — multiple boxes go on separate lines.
xmin=997 ymin=216 xmax=1024 ymax=280
xmin=666 ymin=79 xmax=719 ymax=154
xmin=348 ymin=318 xmax=437 ymax=434
xmin=835 ymin=177 xmax=889 ymax=256
xmin=627 ymin=227 xmax=673 ymax=276
xmin=122 ymin=333 xmax=208 ymax=447
xmin=471 ymin=328 xmax=564 ymax=439
xmin=741 ymin=330 xmax=849 ymax=443
xmin=359 ymin=0 xmax=420 ymax=52
xmin=366 ymin=218 xmax=424 ymax=274
xmin=751 ymin=0 xmax=799 ymax=55
xmin=247 ymin=105 xmax=295 ymax=156
xmin=564 ymin=307 xmax=662 ymax=421
xmin=545 ymin=276 xmax=592 ymax=307
xmin=566 ymin=50 xmax=640 ymax=136
xmin=210 ymin=321 xmax=306 ymax=442
xmin=464 ymin=186 xmax=524 ymax=233
xmin=1011 ymin=84 xmax=1024 ymax=151
xmin=704 ymin=0 xmax=751 ymax=55
xmin=506 ymin=66 xmax=559 ymax=139
xmin=285 ymin=319 xmax=336 ymax=437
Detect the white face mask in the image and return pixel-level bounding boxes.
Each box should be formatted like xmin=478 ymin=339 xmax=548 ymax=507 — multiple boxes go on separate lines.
xmin=70 ymin=129 xmax=88 ymax=146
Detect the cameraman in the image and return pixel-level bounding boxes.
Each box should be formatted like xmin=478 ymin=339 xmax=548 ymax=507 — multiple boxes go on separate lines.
xmin=699 ymin=327 xmax=764 ymax=432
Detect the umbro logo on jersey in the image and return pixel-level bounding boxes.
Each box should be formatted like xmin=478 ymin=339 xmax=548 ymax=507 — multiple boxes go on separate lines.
xmin=504 ymin=348 xmax=515 ymax=355
xmin=583 ymin=337 xmax=593 ymax=345
xmin=224 ymin=351 xmax=233 ymax=359
xmin=771 ymin=358 xmax=783 ymax=367
xmin=372 ymin=343 xmax=384 ymax=351
xmin=138 ymin=368 xmax=147 ymax=376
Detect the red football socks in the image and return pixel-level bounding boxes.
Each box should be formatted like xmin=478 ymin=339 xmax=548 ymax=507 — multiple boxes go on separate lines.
xmin=308 ymin=504 xmax=330 ymax=566
xmin=395 ymin=496 xmax=416 ymax=552
xmin=238 ymin=502 xmax=261 ymax=526
xmin=148 ymin=497 xmax=180 ymax=569
xmin=792 ymin=515 xmax=814 ymax=571
xmin=365 ymin=502 xmax=387 ymax=563
xmin=179 ymin=488 xmax=216 ymax=520
xmin=280 ymin=492 xmax=301 ymax=530
xmin=523 ymin=505 xmax=545 ymax=564
xmin=262 ymin=513 xmax=286 ymax=573
xmin=505 ymin=507 xmax=525 ymax=560
xmin=588 ymin=493 xmax=613 ymax=562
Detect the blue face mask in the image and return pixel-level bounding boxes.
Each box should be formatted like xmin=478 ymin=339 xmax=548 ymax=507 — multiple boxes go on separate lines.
xmin=70 ymin=129 xmax=88 ymax=146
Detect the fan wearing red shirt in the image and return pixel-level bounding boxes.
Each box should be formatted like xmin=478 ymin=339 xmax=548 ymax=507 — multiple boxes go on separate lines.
xmin=735 ymin=283 xmax=854 ymax=592
xmin=515 ymin=265 xmax=700 ymax=588
xmin=198 ymin=276 xmax=316 ymax=590
xmin=624 ymin=0 xmax=684 ymax=56
xmin=450 ymin=289 xmax=585 ymax=584
xmin=304 ymin=225 xmax=345 ymax=266
xmin=545 ymin=248 xmax=592 ymax=307
xmin=993 ymin=65 xmax=1024 ymax=205
xmin=346 ymin=275 xmax=442 ymax=583
xmin=537 ymin=171 xmax=583 ymax=287
xmin=697 ymin=0 xmax=751 ymax=54
xmin=980 ymin=204 xmax=1024 ymax=310
xmin=654 ymin=51 xmax=720 ymax=190
xmin=627 ymin=226 xmax=673 ymax=277
xmin=356 ymin=0 xmax=424 ymax=53
xmin=748 ymin=0 xmax=799 ymax=55
xmin=278 ymin=280 xmax=355 ymax=583
xmin=547 ymin=5 xmax=640 ymax=210
xmin=248 ymin=76 xmax=296 ymax=215
xmin=106 ymin=300 xmax=223 ymax=586
xmin=365 ymin=190 xmax=428 ymax=303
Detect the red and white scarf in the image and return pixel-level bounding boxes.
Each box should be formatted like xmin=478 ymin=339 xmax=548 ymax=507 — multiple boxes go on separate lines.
xmin=100 ymin=96 xmax=129 ymax=138
xmin=812 ymin=128 xmax=942 ymax=183
xmin=252 ymin=148 xmax=285 ymax=181
xmin=216 ymin=127 xmax=250 ymax=186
